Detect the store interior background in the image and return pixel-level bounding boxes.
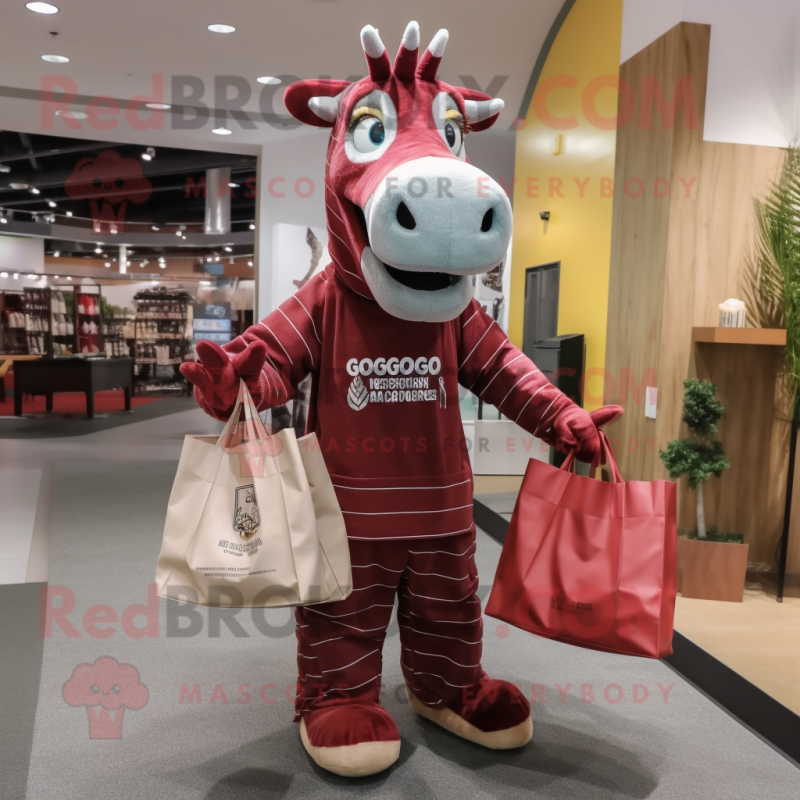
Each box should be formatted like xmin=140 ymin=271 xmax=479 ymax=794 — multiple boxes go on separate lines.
xmin=2 ymin=0 xmax=800 ymax=790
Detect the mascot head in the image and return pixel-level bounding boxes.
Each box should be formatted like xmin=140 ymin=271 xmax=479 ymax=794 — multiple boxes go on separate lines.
xmin=284 ymin=21 xmax=512 ymax=323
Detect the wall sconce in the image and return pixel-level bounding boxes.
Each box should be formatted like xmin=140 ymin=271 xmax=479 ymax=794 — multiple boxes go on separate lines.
xmin=540 ymin=211 xmax=551 ymax=221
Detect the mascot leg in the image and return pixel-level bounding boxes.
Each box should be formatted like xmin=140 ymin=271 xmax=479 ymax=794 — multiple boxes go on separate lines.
xmin=399 ymin=528 xmax=533 ymax=749
xmin=293 ymin=540 xmax=403 ymax=777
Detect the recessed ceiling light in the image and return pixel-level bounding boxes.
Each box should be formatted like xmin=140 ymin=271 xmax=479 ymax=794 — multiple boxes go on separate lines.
xmin=247 ymin=260 xmax=253 ymax=267
xmin=26 ymin=2 xmax=59 ymax=14
xmin=212 ymin=127 xmax=232 ymax=136
xmin=66 ymin=275 xmax=72 ymax=281
xmin=104 ymin=262 xmax=111 ymax=268
xmin=207 ymin=23 xmax=236 ymax=33
xmin=146 ymin=103 xmax=171 ymax=110
xmin=53 ymin=274 xmax=59 ymax=278
xmin=249 ymin=223 xmax=255 ymax=230
xmin=141 ymin=147 xmax=156 ymax=162
xmin=94 ymin=246 xmax=102 ymax=254
xmin=47 ymin=200 xmax=56 ymax=207
xmin=228 ymin=182 xmax=239 ymax=188
xmin=224 ymin=246 xmax=232 ymax=252
xmin=0 ymin=164 xmax=9 ymax=173
xmin=29 ymin=187 xmax=40 ymax=194
xmin=41 ymin=54 xmax=69 ymax=63
xmin=0 ymin=219 xmax=6 ymax=225
xmin=151 ymin=225 xmax=160 ymax=231
xmin=53 ymin=251 xmax=60 ymax=257
xmin=159 ymin=263 xmax=166 ymax=269
xmin=65 ymin=210 xmax=72 ymax=216
xmin=13 ymin=272 xmax=19 ymax=279
xmin=257 ymin=76 xmax=281 ymax=85
xmin=10 ymin=182 xmax=28 ymax=189
xmin=55 ymin=109 xmax=88 ymax=119
xmin=0 ymin=272 xmax=7 ymax=278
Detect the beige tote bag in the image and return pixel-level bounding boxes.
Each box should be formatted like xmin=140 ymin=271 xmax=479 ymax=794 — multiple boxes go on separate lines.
xmin=156 ymin=381 xmax=352 ymax=607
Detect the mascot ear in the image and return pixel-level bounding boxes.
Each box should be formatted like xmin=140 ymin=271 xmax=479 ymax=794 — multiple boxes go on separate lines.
xmin=457 ymin=87 xmax=504 ymax=132
xmin=284 ymin=79 xmax=352 ymax=127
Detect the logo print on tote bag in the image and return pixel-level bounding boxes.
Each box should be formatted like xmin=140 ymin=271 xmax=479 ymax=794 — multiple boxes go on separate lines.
xmin=233 ymin=485 xmax=260 ymax=540
xmin=347 ymin=376 xmax=369 ymax=411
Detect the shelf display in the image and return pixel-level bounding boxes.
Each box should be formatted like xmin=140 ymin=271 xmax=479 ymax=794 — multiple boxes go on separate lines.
xmin=102 ymin=316 xmax=132 ymax=358
xmin=23 ymin=287 xmax=49 ymax=355
xmin=0 ymin=291 xmax=27 ymax=354
xmin=49 ymin=289 xmax=75 ymax=357
xmin=133 ymin=287 xmax=192 ymax=395
xmin=75 ymin=290 xmax=103 ymax=355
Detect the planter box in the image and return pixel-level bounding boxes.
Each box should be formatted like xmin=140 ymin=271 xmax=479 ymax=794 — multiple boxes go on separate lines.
xmin=677 ymin=537 xmax=749 ymax=602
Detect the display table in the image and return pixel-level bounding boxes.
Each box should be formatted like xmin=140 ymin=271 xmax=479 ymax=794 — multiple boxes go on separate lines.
xmin=13 ymin=357 xmax=133 ymax=419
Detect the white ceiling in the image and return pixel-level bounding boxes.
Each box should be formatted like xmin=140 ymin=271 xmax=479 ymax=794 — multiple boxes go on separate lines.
xmin=0 ymin=0 xmax=564 ymax=154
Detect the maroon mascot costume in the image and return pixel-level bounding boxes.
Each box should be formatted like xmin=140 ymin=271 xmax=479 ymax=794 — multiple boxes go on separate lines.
xmin=182 ymin=21 xmax=615 ymax=778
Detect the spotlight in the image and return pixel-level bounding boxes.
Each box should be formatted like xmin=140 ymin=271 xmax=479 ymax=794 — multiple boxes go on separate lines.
xmin=249 ymin=223 xmax=255 ymax=230
xmin=94 ymin=246 xmax=103 ymax=254
xmin=151 ymin=225 xmax=160 ymax=231
xmin=214 ymin=255 xmax=220 ymax=262
xmin=227 ymin=182 xmax=239 ymax=188
xmin=224 ymin=246 xmax=232 ymax=252
xmin=141 ymin=147 xmax=156 ymax=162
xmin=257 ymin=76 xmax=281 ymax=85
xmin=212 ymin=128 xmax=232 ymax=136
xmin=104 ymin=262 xmax=111 ymax=268
xmin=207 ymin=257 xmax=213 ymax=263
xmin=182 ymin=235 xmax=187 ymax=240
xmin=208 ymin=23 xmax=236 ymax=33
xmin=65 ymin=210 xmax=73 ymax=216
xmin=41 ymin=54 xmax=69 ymax=63
xmin=0 ymin=164 xmax=9 ymax=173
xmin=26 ymin=3 xmax=60 ymax=14
xmin=247 ymin=261 xmax=253 ymax=267
xmin=29 ymin=187 xmax=40 ymax=195
xmin=47 ymin=200 xmax=56 ymax=208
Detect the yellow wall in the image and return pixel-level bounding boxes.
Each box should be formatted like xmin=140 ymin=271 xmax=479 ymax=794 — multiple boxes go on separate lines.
xmin=510 ymin=0 xmax=623 ymax=410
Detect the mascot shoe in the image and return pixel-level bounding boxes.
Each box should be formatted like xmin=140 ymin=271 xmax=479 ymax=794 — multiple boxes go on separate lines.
xmin=299 ymin=705 xmax=401 ymax=777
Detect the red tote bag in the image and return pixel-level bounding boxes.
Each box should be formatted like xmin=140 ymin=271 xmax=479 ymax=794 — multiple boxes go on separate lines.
xmin=485 ymin=428 xmax=677 ymax=659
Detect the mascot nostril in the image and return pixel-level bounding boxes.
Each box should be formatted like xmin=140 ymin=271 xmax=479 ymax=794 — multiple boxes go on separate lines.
xmin=186 ymin=19 xmax=610 ymax=780
xmin=396 ymin=201 xmax=417 ymax=230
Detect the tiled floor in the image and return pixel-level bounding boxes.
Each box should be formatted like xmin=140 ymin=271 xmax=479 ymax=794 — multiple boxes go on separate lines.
xmin=0 ymin=468 xmax=42 ymax=583
xmin=0 ymin=404 xmax=222 ymax=585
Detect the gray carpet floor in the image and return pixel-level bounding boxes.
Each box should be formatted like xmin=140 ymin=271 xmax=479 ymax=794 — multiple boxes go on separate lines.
xmin=21 ymin=460 xmax=800 ymax=799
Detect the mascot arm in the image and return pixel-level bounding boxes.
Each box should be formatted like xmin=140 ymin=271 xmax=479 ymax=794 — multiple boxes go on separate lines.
xmin=457 ymin=299 xmax=602 ymax=461
xmin=186 ymin=273 xmax=326 ymax=420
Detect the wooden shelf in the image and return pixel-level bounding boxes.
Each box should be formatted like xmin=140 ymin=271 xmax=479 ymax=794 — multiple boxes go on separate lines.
xmin=692 ymin=327 xmax=787 ymax=346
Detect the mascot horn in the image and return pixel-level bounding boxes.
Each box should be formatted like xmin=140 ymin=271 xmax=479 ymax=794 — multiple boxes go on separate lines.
xmin=182 ymin=21 xmax=620 ymax=778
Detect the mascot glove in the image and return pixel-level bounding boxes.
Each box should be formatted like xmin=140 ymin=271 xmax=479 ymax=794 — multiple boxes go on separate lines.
xmin=180 ymin=340 xmax=287 ymax=415
xmin=552 ymin=403 xmax=624 ymax=463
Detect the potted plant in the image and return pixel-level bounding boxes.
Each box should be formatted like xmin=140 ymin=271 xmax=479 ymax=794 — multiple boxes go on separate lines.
xmin=741 ymin=144 xmax=800 ymax=600
xmin=660 ymin=379 xmax=748 ymax=602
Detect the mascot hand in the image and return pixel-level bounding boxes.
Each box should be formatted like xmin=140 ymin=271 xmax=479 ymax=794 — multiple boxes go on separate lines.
xmin=180 ymin=340 xmax=287 ymax=414
xmin=553 ymin=403 xmax=624 ymax=463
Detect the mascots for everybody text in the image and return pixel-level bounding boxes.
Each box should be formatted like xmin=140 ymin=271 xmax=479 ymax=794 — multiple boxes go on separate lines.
xmin=182 ymin=21 xmax=613 ymax=777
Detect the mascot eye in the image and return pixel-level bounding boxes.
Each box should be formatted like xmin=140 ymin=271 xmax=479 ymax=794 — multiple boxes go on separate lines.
xmin=442 ymin=121 xmax=462 ymax=154
xmin=90 ymin=685 xmax=100 ymax=694
xmin=352 ymin=116 xmax=385 ymax=153
xmin=112 ymin=684 xmax=122 ymax=694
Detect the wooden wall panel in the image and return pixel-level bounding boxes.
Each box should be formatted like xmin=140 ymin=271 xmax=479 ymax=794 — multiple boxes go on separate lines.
xmin=605 ymin=22 xmax=796 ymax=572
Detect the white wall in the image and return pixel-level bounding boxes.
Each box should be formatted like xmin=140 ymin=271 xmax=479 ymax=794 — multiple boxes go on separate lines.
xmin=0 ymin=235 xmax=44 ymax=276
xmin=271 ymin=223 xmax=330 ymax=309
xmin=621 ymin=0 xmax=800 ymax=148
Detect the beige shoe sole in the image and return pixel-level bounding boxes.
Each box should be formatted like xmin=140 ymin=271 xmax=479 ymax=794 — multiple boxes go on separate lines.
xmin=406 ymin=685 xmax=533 ymax=749
xmin=300 ymin=718 xmax=401 ymax=778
